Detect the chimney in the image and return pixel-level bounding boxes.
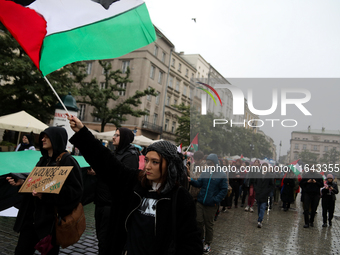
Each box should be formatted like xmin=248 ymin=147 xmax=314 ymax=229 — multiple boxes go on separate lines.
xmin=179 ymin=51 xmax=184 ymax=55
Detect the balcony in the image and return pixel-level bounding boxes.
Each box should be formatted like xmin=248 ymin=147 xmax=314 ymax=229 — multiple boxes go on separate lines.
xmin=161 ymin=131 xmax=178 ymax=141
xmin=142 ymin=121 xmax=162 ymax=134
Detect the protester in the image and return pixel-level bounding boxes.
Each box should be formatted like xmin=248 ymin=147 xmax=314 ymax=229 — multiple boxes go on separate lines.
xmin=221 ymin=159 xmax=232 ymax=212
xmin=91 ymin=127 xmax=139 ymax=254
xmin=266 ymin=164 xmax=277 ymax=210
xmin=273 ymin=165 xmax=282 ymax=204
xmin=299 ymin=166 xmax=324 ymax=228
xmin=15 ymin=133 xmax=35 ymax=151
xmin=321 ymin=174 xmax=338 ymax=227
xmin=281 ymin=171 xmax=296 ymax=211
xmin=254 ymin=163 xmax=274 ymax=228
xmin=240 ymin=161 xmax=249 ymax=207
xmin=68 ymin=115 xmax=202 ymax=255
xmin=228 ymin=159 xmax=242 ymax=209
xmin=213 ymin=157 xmax=228 ymax=221
xmin=188 ymin=150 xmax=205 ymax=202
xmin=245 ymin=159 xmax=260 ymax=212
xmin=189 ymin=153 xmax=228 ymax=253
xmin=6 ymin=127 xmax=83 ymax=255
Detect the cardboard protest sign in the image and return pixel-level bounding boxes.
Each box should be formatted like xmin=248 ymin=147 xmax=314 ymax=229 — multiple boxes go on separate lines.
xmin=18 ymin=166 xmax=73 ymax=194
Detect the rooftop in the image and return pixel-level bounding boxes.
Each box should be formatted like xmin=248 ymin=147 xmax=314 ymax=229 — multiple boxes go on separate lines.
xmin=293 ymin=129 xmax=340 ymax=136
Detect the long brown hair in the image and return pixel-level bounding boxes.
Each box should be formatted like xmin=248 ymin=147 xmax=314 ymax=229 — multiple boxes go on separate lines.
xmin=139 ymin=152 xmax=168 ymax=193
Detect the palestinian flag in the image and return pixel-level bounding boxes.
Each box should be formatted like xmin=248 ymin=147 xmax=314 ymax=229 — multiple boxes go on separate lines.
xmin=288 ymin=159 xmax=302 ymax=176
xmin=190 ymin=133 xmax=199 ymax=152
xmin=0 ymin=0 xmax=156 ymax=76
xmin=240 ymin=154 xmax=245 ymax=161
xmin=177 ymin=143 xmax=182 ymax=153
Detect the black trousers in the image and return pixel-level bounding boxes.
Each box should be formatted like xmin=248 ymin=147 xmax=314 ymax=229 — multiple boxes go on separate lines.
xmin=303 ymin=193 xmax=320 ymax=224
xmin=241 ymin=186 xmax=248 ymax=204
xmin=322 ymin=197 xmax=335 ymax=223
xmin=15 ymin=222 xmax=59 ymax=255
xmin=228 ymin=183 xmax=240 ymax=206
xmin=95 ymin=205 xmax=111 ymax=255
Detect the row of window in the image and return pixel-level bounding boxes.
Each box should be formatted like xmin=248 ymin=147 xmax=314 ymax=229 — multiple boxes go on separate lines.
xmin=85 ymin=60 xmax=130 ymax=75
xmin=145 ymin=87 xmax=188 ymax=107
xmin=153 ymin=45 xmax=166 ymax=63
xmin=143 ymin=110 xmax=176 ymax=133
xmin=294 ymin=144 xmax=337 ymax=152
xmin=150 ymin=65 xmax=164 ymax=84
xmin=294 ymin=137 xmax=339 ymax=143
xmin=146 ymin=88 xmax=160 ymax=104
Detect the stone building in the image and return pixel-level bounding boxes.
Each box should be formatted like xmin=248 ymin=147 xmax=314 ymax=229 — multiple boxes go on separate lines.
xmin=289 ymin=127 xmax=340 ymax=163
xmin=78 ymin=27 xmax=198 ymax=143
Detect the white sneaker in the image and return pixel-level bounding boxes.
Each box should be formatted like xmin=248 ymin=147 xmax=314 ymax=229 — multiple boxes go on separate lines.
xmin=244 ymin=206 xmax=249 ymax=211
xmin=257 ymin=222 xmax=262 ymax=228
xmin=203 ymin=244 xmax=211 ymax=253
xmin=250 ymin=207 xmax=254 ymax=213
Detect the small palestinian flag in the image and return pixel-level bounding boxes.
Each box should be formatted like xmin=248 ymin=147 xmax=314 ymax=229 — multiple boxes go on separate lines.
xmin=288 ymin=159 xmax=302 ymax=176
xmin=177 ymin=143 xmax=182 ymax=153
xmin=0 ymin=0 xmax=156 ymax=76
xmin=240 ymin=154 xmax=245 ymax=161
xmin=190 ymin=133 xmax=199 ymax=152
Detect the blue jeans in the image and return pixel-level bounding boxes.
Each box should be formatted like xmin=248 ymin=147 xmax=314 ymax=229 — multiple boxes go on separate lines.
xmin=257 ymin=202 xmax=267 ymax=222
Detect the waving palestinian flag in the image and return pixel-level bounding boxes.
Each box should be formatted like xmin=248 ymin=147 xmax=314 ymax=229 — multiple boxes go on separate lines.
xmin=190 ymin=133 xmax=199 ymax=152
xmin=288 ymin=159 xmax=302 ymax=176
xmin=0 ymin=0 xmax=156 ymax=76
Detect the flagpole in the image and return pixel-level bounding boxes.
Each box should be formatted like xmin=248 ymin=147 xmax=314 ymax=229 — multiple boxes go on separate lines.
xmin=185 ymin=143 xmax=192 ymax=153
xmin=43 ymin=76 xmax=70 ymax=116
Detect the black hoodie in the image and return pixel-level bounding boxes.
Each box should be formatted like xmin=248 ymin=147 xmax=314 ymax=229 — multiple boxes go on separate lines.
xmin=70 ymin=126 xmax=202 ymax=255
xmin=299 ymin=171 xmax=324 ymax=195
xmin=13 ymin=127 xmax=83 ymax=240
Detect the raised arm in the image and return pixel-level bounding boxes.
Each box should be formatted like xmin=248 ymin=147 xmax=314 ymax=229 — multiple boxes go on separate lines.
xmin=67 ymin=115 xmax=139 ymax=182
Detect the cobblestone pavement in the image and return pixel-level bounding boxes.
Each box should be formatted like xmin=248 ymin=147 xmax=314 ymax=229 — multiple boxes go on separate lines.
xmin=1 ymin=194 xmax=340 ymax=255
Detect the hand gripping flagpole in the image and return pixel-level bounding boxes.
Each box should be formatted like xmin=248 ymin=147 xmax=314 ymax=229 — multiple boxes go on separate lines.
xmin=43 ymin=76 xmax=70 ymax=116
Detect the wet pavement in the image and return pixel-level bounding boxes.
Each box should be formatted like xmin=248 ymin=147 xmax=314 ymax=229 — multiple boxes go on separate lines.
xmin=1 ymin=194 xmax=340 ymax=255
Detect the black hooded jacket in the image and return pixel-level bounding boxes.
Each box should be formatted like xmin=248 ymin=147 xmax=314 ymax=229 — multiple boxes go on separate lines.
xmin=95 ymin=128 xmax=138 ymax=206
xmin=13 ymin=127 xmax=83 ymax=240
xmin=70 ymin=126 xmax=202 ymax=255
xmin=16 ymin=133 xmax=35 ymax=151
xmin=299 ymin=171 xmax=324 ymax=195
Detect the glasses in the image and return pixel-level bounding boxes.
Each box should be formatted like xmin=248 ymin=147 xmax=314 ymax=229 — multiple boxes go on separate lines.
xmin=113 ymin=134 xmax=120 ymax=137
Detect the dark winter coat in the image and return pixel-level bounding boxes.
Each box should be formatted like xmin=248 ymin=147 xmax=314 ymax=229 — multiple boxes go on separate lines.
xmin=94 ymin=144 xmax=138 ymax=206
xmin=321 ymin=181 xmax=339 ymax=201
xmin=254 ymin=172 xmax=274 ymax=203
xmin=281 ymin=178 xmax=295 ymax=203
xmin=190 ymin=154 xmax=228 ymax=206
xmin=299 ymin=171 xmax=324 ymax=195
xmin=13 ymin=127 xmax=83 ymax=240
xmin=69 ymin=126 xmax=202 ymax=255
xmin=229 ymin=167 xmax=243 ymax=186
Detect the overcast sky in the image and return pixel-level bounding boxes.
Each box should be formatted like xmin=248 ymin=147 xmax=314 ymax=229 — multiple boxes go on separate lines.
xmin=146 ymin=0 xmax=340 ymax=159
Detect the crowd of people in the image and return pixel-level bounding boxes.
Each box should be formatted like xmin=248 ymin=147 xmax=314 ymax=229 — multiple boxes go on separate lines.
xmin=5 ymin=117 xmax=339 ymax=254
xmin=187 ymin=149 xmax=339 ymax=250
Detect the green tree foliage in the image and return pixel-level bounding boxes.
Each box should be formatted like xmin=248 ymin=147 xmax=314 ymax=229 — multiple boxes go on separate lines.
xmin=320 ymin=147 xmax=340 ymax=165
xmin=188 ymin=108 xmax=273 ymax=158
xmin=0 ymin=22 xmax=84 ymax=123
xmin=299 ymin=149 xmax=318 ymax=165
xmin=78 ymin=60 xmax=156 ymax=132
xmin=173 ymin=103 xmax=190 ymax=147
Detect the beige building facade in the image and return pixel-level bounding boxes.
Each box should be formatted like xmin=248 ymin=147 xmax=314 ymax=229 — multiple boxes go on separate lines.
xmin=289 ymin=128 xmax=340 ymax=163
xmin=78 ymin=27 xmax=198 ymax=143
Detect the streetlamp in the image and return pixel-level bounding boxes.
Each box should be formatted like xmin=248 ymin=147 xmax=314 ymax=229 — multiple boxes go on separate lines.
xmin=279 ymin=140 xmax=282 ymax=162
xmin=250 ymin=121 xmax=256 ymax=160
